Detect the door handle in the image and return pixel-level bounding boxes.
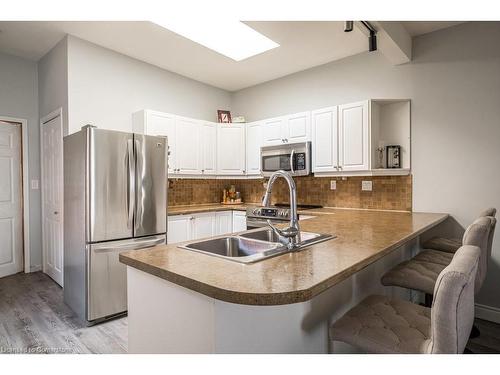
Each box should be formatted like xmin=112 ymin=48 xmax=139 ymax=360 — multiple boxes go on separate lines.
xmin=290 ymin=149 xmax=295 ymax=174
xmin=127 ymin=139 xmax=135 ymax=230
xmin=134 ymin=139 xmax=142 ymax=231
xmin=93 ymin=237 xmax=165 ymax=253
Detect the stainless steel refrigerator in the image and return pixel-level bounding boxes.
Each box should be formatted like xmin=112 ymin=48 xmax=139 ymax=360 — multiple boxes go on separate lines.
xmin=63 ymin=125 xmax=167 ymax=324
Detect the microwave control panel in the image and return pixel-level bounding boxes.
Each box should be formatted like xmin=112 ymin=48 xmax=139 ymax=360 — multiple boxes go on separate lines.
xmin=295 ymin=153 xmax=306 ymax=170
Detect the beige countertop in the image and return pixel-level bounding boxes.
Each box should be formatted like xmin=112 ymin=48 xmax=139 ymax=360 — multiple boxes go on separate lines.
xmin=120 ymin=208 xmax=448 ymax=306
xmin=167 ymin=203 xmax=256 ymax=216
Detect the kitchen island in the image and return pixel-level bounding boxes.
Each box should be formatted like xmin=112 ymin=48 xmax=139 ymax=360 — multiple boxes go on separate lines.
xmin=119 ymin=208 xmax=447 ymax=353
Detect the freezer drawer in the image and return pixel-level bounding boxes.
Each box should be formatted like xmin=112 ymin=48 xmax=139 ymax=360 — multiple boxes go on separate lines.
xmin=87 ymin=235 xmax=165 ymax=322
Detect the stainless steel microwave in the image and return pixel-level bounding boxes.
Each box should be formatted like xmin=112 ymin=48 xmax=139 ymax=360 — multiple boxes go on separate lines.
xmin=260 ymin=141 xmax=311 ymax=177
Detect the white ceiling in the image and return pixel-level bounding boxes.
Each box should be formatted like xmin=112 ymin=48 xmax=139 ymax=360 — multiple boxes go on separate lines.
xmin=402 ymin=21 xmax=464 ymax=37
xmin=0 ymin=21 xmax=464 ymax=91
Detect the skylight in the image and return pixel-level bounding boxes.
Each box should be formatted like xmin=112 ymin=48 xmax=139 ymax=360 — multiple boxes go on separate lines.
xmin=152 ymin=19 xmax=279 ymax=61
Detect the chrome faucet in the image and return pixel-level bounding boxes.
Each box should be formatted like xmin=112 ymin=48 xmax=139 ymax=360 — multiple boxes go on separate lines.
xmin=262 ymin=170 xmax=301 ymax=250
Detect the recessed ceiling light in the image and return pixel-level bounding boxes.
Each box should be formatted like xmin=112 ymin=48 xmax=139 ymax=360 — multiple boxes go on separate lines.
xmin=152 ymin=19 xmax=279 ymax=61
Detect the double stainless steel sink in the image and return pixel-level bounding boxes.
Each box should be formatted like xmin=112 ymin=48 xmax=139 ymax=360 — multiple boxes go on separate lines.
xmin=179 ymin=228 xmax=335 ymax=264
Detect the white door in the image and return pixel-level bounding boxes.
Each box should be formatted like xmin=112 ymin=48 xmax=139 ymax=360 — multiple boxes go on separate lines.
xmin=262 ymin=117 xmax=285 ymax=146
xmin=312 ymin=107 xmax=339 ymax=172
xmin=0 ymin=121 xmax=23 ymax=278
xmin=216 ymin=124 xmax=246 ymax=175
xmin=215 ymin=211 xmax=233 ymax=235
xmin=245 ymin=121 xmax=263 ymax=175
xmin=232 ymin=211 xmax=247 ymax=233
xmin=167 ymin=215 xmax=193 ymax=244
xmin=192 ymin=213 xmax=215 ymax=240
xmin=148 ymin=112 xmax=177 ymax=174
xmin=286 ymin=112 xmax=311 ymax=143
xmin=176 ymin=117 xmax=200 ymax=175
xmin=338 ymin=100 xmax=369 ymax=172
xmin=41 ymin=114 xmax=64 ymax=286
xmin=199 ymin=122 xmax=217 ymax=175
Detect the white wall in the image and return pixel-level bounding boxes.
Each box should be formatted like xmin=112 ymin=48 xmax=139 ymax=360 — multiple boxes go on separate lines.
xmin=231 ymin=22 xmax=500 ymax=310
xmin=0 ymin=52 xmax=41 ymax=270
xmin=67 ymin=36 xmax=231 ymax=134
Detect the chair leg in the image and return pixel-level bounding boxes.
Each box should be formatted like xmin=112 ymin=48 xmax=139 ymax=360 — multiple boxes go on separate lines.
xmin=469 ymin=324 xmax=480 ymax=339
xmin=424 ymin=293 xmax=433 ymax=307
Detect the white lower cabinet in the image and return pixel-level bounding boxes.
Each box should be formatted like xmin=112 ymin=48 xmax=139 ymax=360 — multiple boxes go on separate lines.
xmin=192 ymin=212 xmax=216 ymax=240
xmin=232 ymin=211 xmax=247 ymax=233
xmin=215 ymin=211 xmax=233 ymax=236
xmin=168 ymin=210 xmax=244 ymax=244
xmin=167 ymin=215 xmax=193 ymax=244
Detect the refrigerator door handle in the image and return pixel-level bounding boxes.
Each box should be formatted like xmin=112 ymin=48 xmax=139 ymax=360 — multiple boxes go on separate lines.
xmin=134 ymin=138 xmax=142 ymax=231
xmin=127 ymin=139 xmax=135 ymax=230
xmin=92 ymin=237 xmax=165 ymax=253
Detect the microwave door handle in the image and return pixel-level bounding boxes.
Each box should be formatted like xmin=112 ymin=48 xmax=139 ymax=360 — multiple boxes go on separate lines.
xmin=290 ymin=149 xmax=295 ymax=174
xmin=127 ymin=139 xmax=135 ymax=230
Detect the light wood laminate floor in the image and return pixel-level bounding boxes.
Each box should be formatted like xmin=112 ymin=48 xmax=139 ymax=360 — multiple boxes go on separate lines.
xmin=0 ymin=272 xmax=127 ymax=354
xmin=0 ymin=272 xmax=499 ymax=354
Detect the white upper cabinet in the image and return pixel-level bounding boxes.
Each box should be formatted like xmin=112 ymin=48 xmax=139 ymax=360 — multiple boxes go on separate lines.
xmin=245 ymin=121 xmax=263 ymax=176
xmin=285 ymin=111 xmax=311 ymax=143
xmin=217 ymin=123 xmax=246 ymax=175
xmin=176 ymin=116 xmax=201 ymax=175
xmin=262 ymin=117 xmax=285 ymax=146
xmin=262 ymin=112 xmax=311 ymax=146
xmin=312 ymin=106 xmax=338 ymax=173
xmin=338 ymin=100 xmax=370 ymax=172
xmin=133 ymin=110 xmax=177 ymax=174
xmin=199 ymin=121 xmax=217 ymax=175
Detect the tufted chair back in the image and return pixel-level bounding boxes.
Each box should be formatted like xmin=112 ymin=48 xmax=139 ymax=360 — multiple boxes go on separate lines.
xmin=461 ymin=217 xmax=494 ymax=293
xmin=427 ymin=245 xmax=480 ymax=354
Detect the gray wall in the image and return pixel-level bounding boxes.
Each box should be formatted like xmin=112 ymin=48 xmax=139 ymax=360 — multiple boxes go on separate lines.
xmin=67 ymin=36 xmax=231 ymax=134
xmin=0 ymin=52 xmax=41 ymax=269
xmin=231 ymin=22 xmax=500 ymax=309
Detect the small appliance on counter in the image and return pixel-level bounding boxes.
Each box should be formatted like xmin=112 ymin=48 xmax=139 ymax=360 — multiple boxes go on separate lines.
xmin=386 ymin=145 xmax=401 ymax=168
xmin=222 ymin=184 xmax=242 ymax=204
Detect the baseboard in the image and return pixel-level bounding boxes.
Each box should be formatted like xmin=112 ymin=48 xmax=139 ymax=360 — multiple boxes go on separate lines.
xmin=29 ymin=264 xmax=42 ymax=272
xmin=475 ymin=303 xmax=500 ymax=324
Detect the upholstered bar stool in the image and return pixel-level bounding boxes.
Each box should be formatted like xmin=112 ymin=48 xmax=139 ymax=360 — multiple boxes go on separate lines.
xmin=330 ymin=245 xmax=480 ymax=354
xmin=381 ymin=217 xmax=494 ymax=298
xmin=422 ymin=208 xmax=496 ymax=254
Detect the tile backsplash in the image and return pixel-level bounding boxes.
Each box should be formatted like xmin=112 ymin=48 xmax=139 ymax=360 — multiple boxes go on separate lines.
xmin=168 ymin=175 xmax=412 ymax=211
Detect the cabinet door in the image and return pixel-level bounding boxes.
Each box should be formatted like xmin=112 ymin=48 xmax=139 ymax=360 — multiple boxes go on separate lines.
xmin=167 ymin=215 xmax=192 ymax=244
xmin=215 ymin=211 xmax=233 ymax=235
xmin=245 ymin=121 xmax=263 ymax=175
xmin=192 ymin=213 xmax=215 ymax=240
xmin=232 ymin=211 xmax=247 ymax=233
xmin=338 ymin=101 xmax=369 ymax=171
xmin=217 ymin=123 xmax=246 ymax=175
xmin=286 ymin=111 xmax=311 ymax=143
xmin=176 ymin=117 xmax=201 ymax=175
xmin=312 ymin=107 xmax=338 ymax=172
xmin=199 ymin=121 xmax=217 ymax=175
xmin=262 ymin=117 xmax=286 ymax=146
xmin=147 ymin=112 xmax=177 ymax=174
